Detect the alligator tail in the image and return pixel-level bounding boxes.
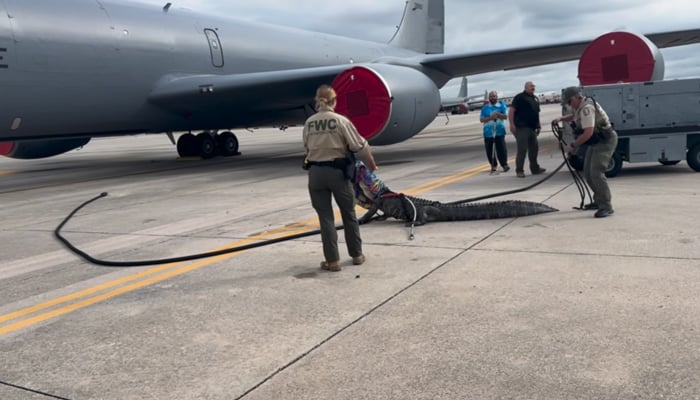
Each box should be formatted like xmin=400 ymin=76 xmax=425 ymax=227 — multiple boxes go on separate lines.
xmin=436 ymin=200 xmax=558 ymax=221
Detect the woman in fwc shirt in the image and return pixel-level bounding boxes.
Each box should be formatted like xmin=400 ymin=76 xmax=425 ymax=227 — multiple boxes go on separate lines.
xmin=303 ymin=85 xmax=378 ymax=272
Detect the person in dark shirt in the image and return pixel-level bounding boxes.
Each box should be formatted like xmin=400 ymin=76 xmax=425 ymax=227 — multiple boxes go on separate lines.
xmin=508 ymin=81 xmax=546 ymax=177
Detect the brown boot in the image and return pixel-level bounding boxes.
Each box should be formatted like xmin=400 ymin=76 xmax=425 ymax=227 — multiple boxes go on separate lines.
xmin=320 ymin=260 xmax=341 ymax=272
xmin=352 ymin=255 xmax=366 ymax=265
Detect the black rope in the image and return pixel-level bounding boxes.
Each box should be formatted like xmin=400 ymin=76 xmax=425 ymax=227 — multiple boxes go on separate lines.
xmin=54 ymin=192 xmax=340 ymax=267
xmin=551 ymin=120 xmax=593 ymax=209
xmin=442 ymin=123 xmax=596 ymax=206
xmin=444 ymin=159 xmax=567 ymax=205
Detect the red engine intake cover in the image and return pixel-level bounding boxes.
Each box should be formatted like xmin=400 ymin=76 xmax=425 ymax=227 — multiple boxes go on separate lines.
xmin=579 ymin=31 xmax=664 ymax=85
xmin=332 ymin=66 xmax=391 ymax=140
xmin=0 ymin=142 xmax=14 ymax=156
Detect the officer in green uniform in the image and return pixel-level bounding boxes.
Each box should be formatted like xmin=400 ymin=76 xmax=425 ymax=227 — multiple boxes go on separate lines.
xmin=303 ymin=85 xmax=378 ymax=271
xmin=555 ymin=86 xmax=618 ymax=218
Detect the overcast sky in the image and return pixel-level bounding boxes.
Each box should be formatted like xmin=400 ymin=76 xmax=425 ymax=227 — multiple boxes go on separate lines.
xmin=137 ymin=0 xmax=700 ymax=97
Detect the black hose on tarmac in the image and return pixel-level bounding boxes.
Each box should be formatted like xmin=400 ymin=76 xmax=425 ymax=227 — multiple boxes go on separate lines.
xmin=550 ymin=121 xmax=593 ymax=208
xmin=54 ymin=192 xmax=338 ymax=267
xmin=444 ymin=159 xmax=567 ymax=205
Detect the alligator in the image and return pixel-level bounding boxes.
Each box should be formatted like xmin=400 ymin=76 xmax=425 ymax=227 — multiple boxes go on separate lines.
xmin=359 ymin=193 xmax=558 ymax=225
xmin=354 ymin=162 xmax=558 ymax=226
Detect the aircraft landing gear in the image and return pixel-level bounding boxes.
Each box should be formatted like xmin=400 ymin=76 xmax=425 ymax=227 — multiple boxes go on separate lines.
xmin=176 ymin=131 xmax=240 ymax=159
xmin=176 ymin=133 xmax=197 ymax=157
xmin=217 ymin=131 xmax=239 ymax=157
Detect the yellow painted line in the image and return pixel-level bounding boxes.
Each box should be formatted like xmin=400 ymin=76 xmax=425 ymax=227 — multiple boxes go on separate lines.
xmin=0 ymin=162 xmax=496 ymax=336
xmin=0 ymin=226 xmax=317 ymax=336
xmin=0 ymin=170 xmax=16 ymax=176
xmin=0 ymin=261 xmax=181 ymax=324
xmin=0 ymin=227 xmax=315 ymax=327
xmin=404 ymin=164 xmax=492 ymax=195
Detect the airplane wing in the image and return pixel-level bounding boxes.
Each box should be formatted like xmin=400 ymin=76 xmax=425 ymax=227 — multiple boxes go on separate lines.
xmin=150 ymin=29 xmax=700 ymax=115
xmin=421 ymin=28 xmax=700 ymax=77
xmin=148 ymin=28 xmax=700 ymax=124
xmin=148 ymin=65 xmax=352 ymax=115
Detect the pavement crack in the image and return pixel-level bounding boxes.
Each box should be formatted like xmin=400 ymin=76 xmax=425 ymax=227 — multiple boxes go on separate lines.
xmin=0 ymin=379 xmax=73 ymax=400
xmin=234 ymin=242 xmax=480 ymax=399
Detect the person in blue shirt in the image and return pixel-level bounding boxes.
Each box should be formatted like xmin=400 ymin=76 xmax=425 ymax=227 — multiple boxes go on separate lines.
xmin=479 ymin=91 xmax=510 ymax=172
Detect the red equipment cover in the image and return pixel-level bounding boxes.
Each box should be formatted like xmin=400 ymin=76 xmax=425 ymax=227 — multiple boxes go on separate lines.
xmin=579 ymin=31 xmax=664 ymax=85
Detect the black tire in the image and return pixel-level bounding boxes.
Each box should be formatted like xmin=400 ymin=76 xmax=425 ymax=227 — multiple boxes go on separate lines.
xmin=687 ymin=143 xmax=700 ymax=172
xmin=217 ymin=131 xmax=239 ymax=156
xmin=176 ymin=133 xmax=197 ymax=157
xmin=196 ymin=132 xmax=216 ymax=159
xmin=659 ymin=160 xmax=681 ymax=166
xmin=605 ymin=152 xmax=623 ymax=177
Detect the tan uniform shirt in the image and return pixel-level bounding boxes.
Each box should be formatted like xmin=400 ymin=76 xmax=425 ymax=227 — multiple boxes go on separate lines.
xmin=575 ymin=98 xmax=612 ymax=131
xmin=303 ymin=105 xmax=367 ymax=161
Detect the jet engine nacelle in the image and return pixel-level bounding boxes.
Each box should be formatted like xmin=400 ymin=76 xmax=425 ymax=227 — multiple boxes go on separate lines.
xmin=0 ymin=138 xmax=91 ymax=159
xmin=332 ymin=64 xmax=441 ymax=146
xmin=578 ymin=31 xmax=665 ymax=86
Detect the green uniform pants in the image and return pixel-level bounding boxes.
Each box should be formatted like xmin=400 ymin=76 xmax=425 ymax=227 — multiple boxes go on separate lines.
xmin=584 ymin=131 xmax=618 ymax=210
xmin=308 ymin=166 xmax=363 ymax=263
xmin=514 ymin=127 xmax=542 ymax=173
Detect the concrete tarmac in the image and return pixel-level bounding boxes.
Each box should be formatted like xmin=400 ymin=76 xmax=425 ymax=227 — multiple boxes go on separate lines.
xmin=1 ymin=104 xmax=699 ymax=399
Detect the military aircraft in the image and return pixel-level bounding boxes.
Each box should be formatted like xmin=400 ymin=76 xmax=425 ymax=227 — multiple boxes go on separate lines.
xmin=1 ymin=0 xmax=699 ymax=159
xmin=440 ymin=77 xmax=469 ymax=114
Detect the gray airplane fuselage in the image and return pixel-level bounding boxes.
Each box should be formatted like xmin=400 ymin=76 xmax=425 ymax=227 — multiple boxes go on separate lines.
xmin=0 ymin=0 xmax=417 ymax=142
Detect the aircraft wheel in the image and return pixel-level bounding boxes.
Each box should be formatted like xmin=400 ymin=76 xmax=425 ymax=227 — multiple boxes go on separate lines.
xmin=687 ymin=143 xmax=700 ymax=172
xmin=605 ymin=152 xmax=623 ymax=178
xmin=176 ymin=133 xmax=197 ymax=157
xmin=217 ymin=131 xmax=239 ymax=156
xmin=196 ymin=132 xmax=216 ymax=159
xmin=658 ymin=159 xmax=680 ymax=166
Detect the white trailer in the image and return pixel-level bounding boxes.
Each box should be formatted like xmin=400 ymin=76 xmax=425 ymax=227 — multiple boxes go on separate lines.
xmin=565 ymin=78 xmax=700 ymax=176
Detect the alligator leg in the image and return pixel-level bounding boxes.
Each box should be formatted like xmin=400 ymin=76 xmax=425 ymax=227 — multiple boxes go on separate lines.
xmin=422 ymin=205 xmax=443 ymax=224
xmin=359 ymin=203 xmax=379 ymax=224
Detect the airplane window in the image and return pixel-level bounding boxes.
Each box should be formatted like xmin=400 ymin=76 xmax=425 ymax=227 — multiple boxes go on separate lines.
xmin=204 ymin=29 xmax=224 ymax=68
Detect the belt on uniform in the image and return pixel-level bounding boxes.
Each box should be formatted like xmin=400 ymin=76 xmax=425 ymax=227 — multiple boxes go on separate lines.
xmin=307 ymin=161 xmax=336 ymax=167
xmin=307 ymin=157 xmax=355 ymax=180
